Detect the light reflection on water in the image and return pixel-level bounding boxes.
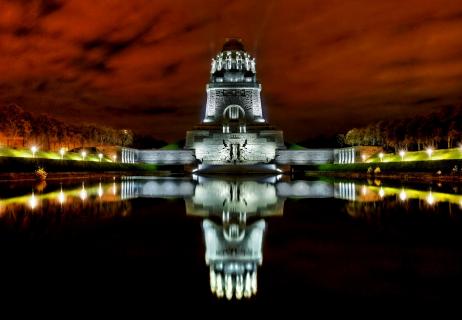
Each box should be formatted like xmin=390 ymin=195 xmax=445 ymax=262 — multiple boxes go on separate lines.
xmin=4 ymin=177 xmax=462 ymax=212
xmin=0 ymin=175 xmax=461 ymax=301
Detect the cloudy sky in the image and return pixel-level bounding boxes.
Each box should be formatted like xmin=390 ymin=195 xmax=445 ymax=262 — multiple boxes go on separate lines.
xmin=1 ymin=0 xmax=462 ymax=141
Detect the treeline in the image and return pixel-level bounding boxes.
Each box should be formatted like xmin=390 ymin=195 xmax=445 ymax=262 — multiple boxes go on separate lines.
xmin=0 ymin=104 xmax=134 ymax=150
xmin=342 ymin=105 xmax=462 ymax=151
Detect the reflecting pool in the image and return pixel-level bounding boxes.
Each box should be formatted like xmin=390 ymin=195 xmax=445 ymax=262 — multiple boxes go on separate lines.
xmin=0 ymin=175 xmax=461 ymax=307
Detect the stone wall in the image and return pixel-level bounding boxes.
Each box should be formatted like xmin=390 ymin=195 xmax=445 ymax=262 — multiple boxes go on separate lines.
xmin=137 ymin=150 xmax=196 ymax=165
xmin=275 ymin=149 xmax=334 ymax=165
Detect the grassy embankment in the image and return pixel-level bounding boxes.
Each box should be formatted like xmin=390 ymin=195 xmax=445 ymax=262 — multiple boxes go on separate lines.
xmin=0 ymin=147 xmax=156 ymax=173
xmin=309 ymin=147 xmax=462 ymax=175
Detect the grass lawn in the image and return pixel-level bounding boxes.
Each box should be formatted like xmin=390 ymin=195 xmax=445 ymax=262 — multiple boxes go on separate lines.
xmin=0 ymin=146 xmax=113 ymax=162
xmin=0 ymin=146 xmax=157 ymax=173
xmin=366 ymin=147 xmax=462 ymax=163
xmin=312 ymin=159 xmax=462 ymax=174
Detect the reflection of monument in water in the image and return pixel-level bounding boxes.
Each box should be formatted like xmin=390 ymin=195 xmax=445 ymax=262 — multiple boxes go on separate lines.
xmin=187 ymin=176 xmax=281 ymax=299
xmin=119 ymin=175 xmax=333 ymax=299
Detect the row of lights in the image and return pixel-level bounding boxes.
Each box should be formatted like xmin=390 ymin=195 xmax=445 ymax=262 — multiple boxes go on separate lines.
xmin=29 ymin=182 xmax=118 ymax=209
xmin=362 ymin=147 xmax=435 ymax=162
xmin=362 ymin=185 xmax=436 ymax=205
xmin=30 ymin=145 xmax=117 ymax=162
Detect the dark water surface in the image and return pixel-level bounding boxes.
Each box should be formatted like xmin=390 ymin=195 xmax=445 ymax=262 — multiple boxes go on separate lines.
xmin=0 ymin=175 xmax=461 ymax=310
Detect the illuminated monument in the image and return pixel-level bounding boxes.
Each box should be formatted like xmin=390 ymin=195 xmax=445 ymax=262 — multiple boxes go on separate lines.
xmin=125 ymin=38 xmax=361 ymax=169
xmin=185 ymin=38 xmax=286 ymax=173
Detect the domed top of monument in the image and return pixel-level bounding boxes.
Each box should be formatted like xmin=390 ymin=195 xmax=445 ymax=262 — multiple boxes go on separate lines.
xmin=221 ymin=38 xmax=245 ymax=52
xmin=210 ymin=39 xmax=257 ymax=77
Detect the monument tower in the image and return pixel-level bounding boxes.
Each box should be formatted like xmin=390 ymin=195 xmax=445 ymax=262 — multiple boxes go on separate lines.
xmin=185 ymin=38 xmax=285 ymax=173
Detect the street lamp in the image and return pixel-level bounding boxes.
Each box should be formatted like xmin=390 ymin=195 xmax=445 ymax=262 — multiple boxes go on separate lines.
xmin=426 ymin=147 xmax=433 ymax=160
xmin=399 ymin=188 xmax=407 ymax=201
xmin=399 ymin=150 xmax=405 ymax=161
xmin=113 ymin=155 xmax=117 ymax=162
xmin=378 ymin=152 xmax=384 ymax=162
xmin=361 ymin=154 xmax=366 ymax=162
xmin=426 ymin=191 xmax=435 ymax=205
xmin=81 ymin=150 xmax=87 ymax=161
xmin=31 ymin=145 xmax=38 ymax=158
xmin=60 ymin=147 xmax=65 ymax=159
xmin=98 ymin=153 xmax=103 ymax=162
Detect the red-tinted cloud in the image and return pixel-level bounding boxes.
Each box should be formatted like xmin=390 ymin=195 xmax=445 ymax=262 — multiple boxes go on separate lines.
xmin=1 ymin=0 xmax=462 ymax=141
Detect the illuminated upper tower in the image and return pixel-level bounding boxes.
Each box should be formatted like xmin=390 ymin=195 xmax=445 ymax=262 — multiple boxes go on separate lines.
xmin=203 ymin=38 xmax=265 ymax=125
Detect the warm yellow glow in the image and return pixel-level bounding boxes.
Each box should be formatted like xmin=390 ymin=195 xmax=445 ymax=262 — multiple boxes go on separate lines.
xmin=28 ymin=192 xmax=37 ymax=209
xmin=426 ymin=148 xmax=433 ymax=159
xmin=251 ymin=271 xmax=257 ymax=294
xmin=60 ymin=147 xmax=66 ymax=159
xmin=80 ymin=183 xmax=87 ymax=201
xmin=113 ymin=154 xmax=117 ymax=162
xmin=361 ymin=154 xmax=366 ymax=162
xmin=399 ymin=150 xmax=405 ymax=161
xmin=210 ymin=269 xmax=216 ymax=293
xmin=58 ymin=189 xmax=65 ymax=205
xmin=31 ymin=145 xmax=38 ymax=157
xmin=426 ymin=192 xmax=435 ymax=205
xmin=81 ymin=150 xmax=87 ymax=160
xmin=244 ymin=272 xmax=252 ymax=298
xmin=216 ymin=274 xmax=223 ymax=298
xmin=112 ymin=182 xmax=117 ymax=196
xmin=98 ymin=182 xmax=103 ymax=198
xmin=361 ymin=185 xmax=367 ymax=196
xmin=98 ymin=153 xmax=103 ymax=161
xmin=399 ymin=188 xmax=407 ymax=201
xmin=378 ymin=152 xmax=384 ymax=161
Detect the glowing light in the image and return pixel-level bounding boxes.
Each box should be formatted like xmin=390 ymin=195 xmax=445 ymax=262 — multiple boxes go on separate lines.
xmin=361 ymin=185 xmax=367 ymax=196
xmin=58 ymin=188 xmax=65 ymax=205
xmin=98 ymin=182 xmax=103 ymax=198
xmin=426 ymin=192 xmax=435 ymax=205
xmin=399 ymin=188 xmax=407 ymax=201
xmin=98 ymin=153 xmax=103 ymax=162
xmin=216 ymin=274 xmax=223 ymax=298
xmin=29 ymin=192 xmax=37 ymax=209
xmin=81 ymin=150 xmax=87 ymax=160
xmin=225 ymin=274 xmax=233 ymax=300
xmin=426 ymin=147 xmax=433 ymax=159
xmin=361 ymin=154 xmax=366 ymax=162
xmin=112 ymin=182 xmax=117 ymax=196
xmin=378 ymin=152 xmax=384 ymax=162
xmin=210 ymin=269 xmax=216 ymax=293
xmin=31 ymin=145 xmax=38 ymax=158
xmin=112 ymin=155 xmax=117 ymax=162
xmin=235 ymin=275 xmax=243 ymax=300
xmin=59 ymin=147 xmax=65 ymax=159
xmin=80 ymin=183 xmax=87 ymax=201
xmin=379 ymin=187 xmax=385 ymax=198
xmin=251 ymin=271 xmax=257 ymax=294
xmin=399 ymin=150 xmax=406 ymax=161
xmin=244 ymin=272 xmax=252 ymax=298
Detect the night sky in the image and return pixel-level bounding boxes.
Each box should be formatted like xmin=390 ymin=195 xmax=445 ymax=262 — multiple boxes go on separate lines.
xmin=1 ymin=0 xmax=462 ymax=141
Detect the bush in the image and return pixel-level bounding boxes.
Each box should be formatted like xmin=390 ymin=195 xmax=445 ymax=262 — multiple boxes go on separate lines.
xmin=34 ymin=167 xmax=47 ymax=181
xmin=374 ymin=167 xmax=381 ymax=174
